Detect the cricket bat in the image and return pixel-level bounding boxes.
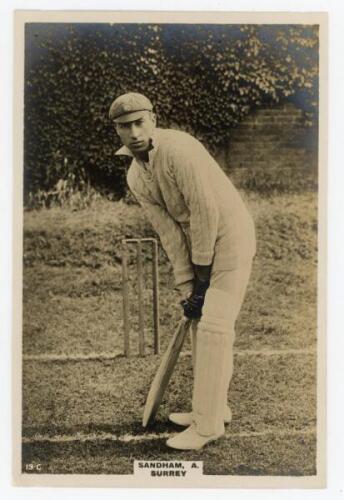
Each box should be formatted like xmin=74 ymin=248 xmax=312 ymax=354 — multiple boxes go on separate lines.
xmin=142 ymin=316 xmax=191 ymax=427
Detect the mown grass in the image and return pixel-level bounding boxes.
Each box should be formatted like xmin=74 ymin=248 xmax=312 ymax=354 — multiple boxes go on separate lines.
xmin=22 ymin=189 xmax=318 ymax=475
xmin=22 ymin=352 xmax=316 ymax=475
xmin=23 ymin=353 xmax=315 ymax=436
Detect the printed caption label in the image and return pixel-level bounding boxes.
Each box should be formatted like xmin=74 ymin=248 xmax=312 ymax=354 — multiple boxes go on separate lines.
xmin=134 ymin=460 xmax=203 ymax=478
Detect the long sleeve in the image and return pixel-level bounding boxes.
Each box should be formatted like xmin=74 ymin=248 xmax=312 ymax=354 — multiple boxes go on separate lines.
xmin=128 ymin=181 xmax=194 ymax=287
xmin=169 ymin=138 xmax=220 ymax=266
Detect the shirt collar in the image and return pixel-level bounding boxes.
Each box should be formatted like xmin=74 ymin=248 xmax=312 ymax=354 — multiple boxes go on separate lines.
xmin=115 ymin=144 xmax=133 ymax=157
xmin=115 ymin=128 xmax=160 ymax=163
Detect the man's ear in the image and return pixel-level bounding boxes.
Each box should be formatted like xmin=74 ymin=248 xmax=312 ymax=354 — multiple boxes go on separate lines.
xmin=114 ymin=123 xmax=120 ymax=136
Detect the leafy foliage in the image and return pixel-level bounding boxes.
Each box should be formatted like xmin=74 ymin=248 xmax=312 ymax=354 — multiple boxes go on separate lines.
xmin=24 ymin=23 xmax=318 ymax=199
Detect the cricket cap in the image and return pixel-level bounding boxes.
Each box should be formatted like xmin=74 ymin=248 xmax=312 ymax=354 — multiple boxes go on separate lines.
xmin=109 ymin=92 xmax=153 ymax=123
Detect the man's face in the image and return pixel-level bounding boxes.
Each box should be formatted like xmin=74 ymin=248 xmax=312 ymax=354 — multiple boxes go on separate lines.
xmin=115 ymin=111 xmax=156 ymax=154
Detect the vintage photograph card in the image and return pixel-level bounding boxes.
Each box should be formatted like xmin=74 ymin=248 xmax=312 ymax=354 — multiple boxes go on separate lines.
xmin=13 ymin=10 xmax=327 ymax=488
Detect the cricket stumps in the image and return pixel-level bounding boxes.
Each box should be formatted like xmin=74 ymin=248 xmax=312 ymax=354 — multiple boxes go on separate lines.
xmin=121 ymin=238 xmax=160 ymax=357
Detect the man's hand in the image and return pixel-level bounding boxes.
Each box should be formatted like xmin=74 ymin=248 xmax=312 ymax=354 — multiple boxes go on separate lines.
xmin=180 ymin=294 xmax=204 ymax=319
xmin=180 ymin=264 xmax=212 ymax=319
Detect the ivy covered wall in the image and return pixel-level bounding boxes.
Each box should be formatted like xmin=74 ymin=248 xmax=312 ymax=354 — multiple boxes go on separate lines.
xmin=24 ymin=23 xmax=318 ymax=199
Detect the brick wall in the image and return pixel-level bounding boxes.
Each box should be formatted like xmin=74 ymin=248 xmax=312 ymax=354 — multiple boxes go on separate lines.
xmin=215 ymin=103 xmax=318 ymax=172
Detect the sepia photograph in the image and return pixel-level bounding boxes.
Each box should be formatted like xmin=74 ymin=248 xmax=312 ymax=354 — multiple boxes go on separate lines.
xmin=13 ymin=10 xmax=327 ymax=488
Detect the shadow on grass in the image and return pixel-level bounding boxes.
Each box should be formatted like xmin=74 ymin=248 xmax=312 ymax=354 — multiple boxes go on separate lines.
xmin=22 ymin=417 xmax=182 ymax=439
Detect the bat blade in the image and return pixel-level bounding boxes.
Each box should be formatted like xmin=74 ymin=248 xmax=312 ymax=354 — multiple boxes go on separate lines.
xmin=142 ymin=317 xmax=191 ymax=428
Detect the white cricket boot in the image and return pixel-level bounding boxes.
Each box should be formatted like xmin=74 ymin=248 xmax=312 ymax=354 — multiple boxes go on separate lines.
xmin=169 ymin=406 xmax=232 ymax=427
xmin=165 ymin=422 xmax=224 ymax=450
xmin=167 ymin=288 xmax=234 ymax=450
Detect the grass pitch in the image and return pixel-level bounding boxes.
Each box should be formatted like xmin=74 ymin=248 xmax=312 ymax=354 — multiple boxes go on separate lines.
xmin=21 ymin=191 xmax=317 ymax=475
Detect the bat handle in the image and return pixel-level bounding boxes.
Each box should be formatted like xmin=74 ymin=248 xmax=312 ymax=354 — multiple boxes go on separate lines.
xmin=181 ymin=316 xmax=193 ymax=331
